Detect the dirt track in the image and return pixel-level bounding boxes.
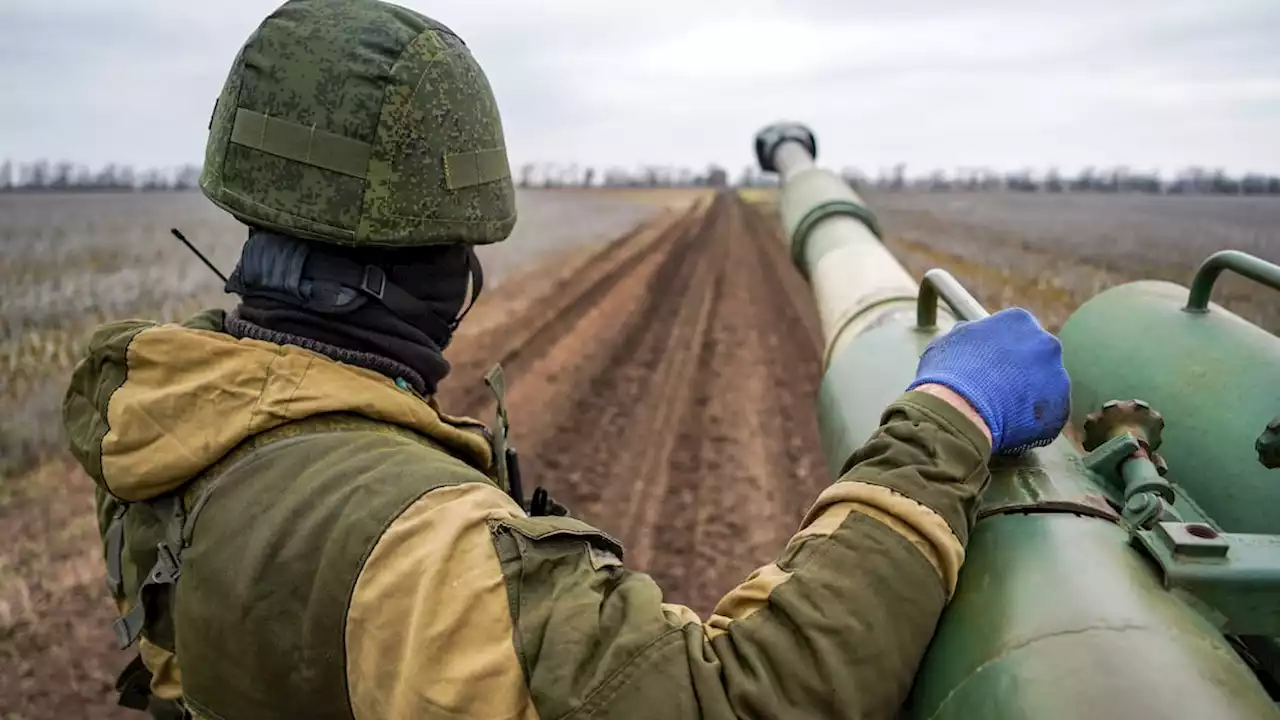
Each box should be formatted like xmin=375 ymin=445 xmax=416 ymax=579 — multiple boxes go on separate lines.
xmin=440 ymin=191 xmax=829 ymax=615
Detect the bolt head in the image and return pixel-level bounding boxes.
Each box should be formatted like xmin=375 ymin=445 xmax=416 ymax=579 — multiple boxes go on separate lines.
xmin=1257 ymin=418 xmax=1280 ymax=469
xmin=1124 ymin=494 xmax=1152 ymax=513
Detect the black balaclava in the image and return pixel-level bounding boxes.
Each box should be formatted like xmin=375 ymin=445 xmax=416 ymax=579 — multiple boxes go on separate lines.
xmin=223 ymin=228 xmax=482 ymax=395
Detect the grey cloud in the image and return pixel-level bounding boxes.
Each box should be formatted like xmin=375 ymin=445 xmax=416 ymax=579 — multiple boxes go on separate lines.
xmin=1 ymin=0 xmax=1277 ymax=175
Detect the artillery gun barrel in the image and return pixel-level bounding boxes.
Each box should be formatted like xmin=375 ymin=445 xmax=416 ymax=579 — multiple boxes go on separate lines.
xmin=760 ymin=127 xmax=964 ymax=371
xmin=754 ymin=122 xmax=1280 ymax=719
xmin=755 ymin=123 xmax=987 ymax=476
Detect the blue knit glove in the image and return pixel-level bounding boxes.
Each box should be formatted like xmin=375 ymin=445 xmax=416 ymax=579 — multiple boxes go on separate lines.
xmin=907 ymin=307 xmax=1070 ymax=454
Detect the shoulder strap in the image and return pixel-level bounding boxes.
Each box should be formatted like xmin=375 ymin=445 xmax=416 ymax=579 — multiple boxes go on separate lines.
xmin=107 ymin=494 xmax=192 ymax=715
xmin=484 ymin=364 xmax=515 ymax=501
xmin=104 ymin=503 xmax=129 ymax=597
xmin=112 ymin=495 xmax=186 ymax=650
xmin=484 ymin=364 xmax=526 ymax=508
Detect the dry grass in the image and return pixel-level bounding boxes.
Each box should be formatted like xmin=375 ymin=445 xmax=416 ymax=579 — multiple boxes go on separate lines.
xmin=736 ymin=188 xmax=780 ymax=205
xmin=750 ymin=190 xmax=1280 ymax=334
xmin=868 ymin=190 xmax=1280 ymax=334
xmin=574 ymin=187 xmax=714 ymax=207
xmin=1 ymin=193 xmax=240 ymax=481
xmin=0 ymin=460 xmax=129 ymax=718
xmin=0 ymin=189 xmax=676 ymax=481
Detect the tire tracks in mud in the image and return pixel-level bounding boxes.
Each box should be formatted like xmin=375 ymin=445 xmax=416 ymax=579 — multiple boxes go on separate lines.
xmin=440 ymin=192 xmax=828 ymax=616
xmin=447 ymin=200 xmax=708 ymax=416
xmin=519 ymin=196 xmax=727 ymax=529
xmin=650 ymin=198 xmax=828 ymax=611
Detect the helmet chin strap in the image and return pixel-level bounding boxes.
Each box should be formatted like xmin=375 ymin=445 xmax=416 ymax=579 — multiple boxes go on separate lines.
xmin=448 ymin=248 xmax=484 ymax=332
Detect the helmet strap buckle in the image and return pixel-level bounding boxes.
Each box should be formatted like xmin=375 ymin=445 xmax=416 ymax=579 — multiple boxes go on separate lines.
xmin=360 ymin=265 xmax=387 ymax=300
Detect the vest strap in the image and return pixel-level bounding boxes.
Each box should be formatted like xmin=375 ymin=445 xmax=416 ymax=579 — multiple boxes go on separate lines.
xmin=104 ymin=504 xmax=128 ymax=597
xmin=485 ymin=364 xmax=525 ymax=507
xmin=111 ymin=496 xmax=186 ymax=650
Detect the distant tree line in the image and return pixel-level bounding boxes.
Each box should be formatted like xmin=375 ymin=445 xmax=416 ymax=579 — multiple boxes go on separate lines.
xmin=838 ymin=164 xmax=1280 ymax=196
xmin=0 ymin=159 xmax=201 ymax=192
xmin=5 ymin=157 xmax=1278 ymax=197
xmin=516 ymin=163 xmax=731 ymax=189
xmin=519 ymin=162 xmax=1280 ymax=196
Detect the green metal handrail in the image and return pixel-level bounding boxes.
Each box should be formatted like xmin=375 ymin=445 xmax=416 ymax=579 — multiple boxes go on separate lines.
xmin=916 ymin=269 xmax=989 ymax=329
xmin=1184 ymin=250 xmax=1280 ymax=313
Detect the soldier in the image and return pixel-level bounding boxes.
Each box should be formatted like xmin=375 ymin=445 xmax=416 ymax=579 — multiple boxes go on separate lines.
xmin=62 ymin=0 xmax=1069 ymax=718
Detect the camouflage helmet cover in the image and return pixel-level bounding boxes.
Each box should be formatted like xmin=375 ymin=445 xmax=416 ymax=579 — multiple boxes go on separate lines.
xmin=200 ymin=0 xmax=516 ymax=247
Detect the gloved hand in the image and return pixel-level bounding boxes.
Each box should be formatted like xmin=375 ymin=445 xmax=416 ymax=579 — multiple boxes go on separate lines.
xmin=907 ymin=307 xmax=1070 ymax=455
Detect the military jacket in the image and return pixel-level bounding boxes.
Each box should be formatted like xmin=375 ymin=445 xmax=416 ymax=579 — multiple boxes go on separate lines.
xmin=64 ymin=310 xmax=992 ymax=719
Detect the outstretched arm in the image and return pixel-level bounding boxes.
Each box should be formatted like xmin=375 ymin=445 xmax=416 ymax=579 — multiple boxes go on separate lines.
xmin=343 ymin=308 xmax=1067 ymax=720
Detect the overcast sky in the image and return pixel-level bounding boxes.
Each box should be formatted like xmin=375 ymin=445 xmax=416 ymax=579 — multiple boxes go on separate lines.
xmin=2 ymin=0 xmax=1278 ymax=178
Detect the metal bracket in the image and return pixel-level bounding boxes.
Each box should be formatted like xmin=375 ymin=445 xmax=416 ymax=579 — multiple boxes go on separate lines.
xmin=1132 ymin=522 xmax=1280 ymax=636
xmin=1080 ymin=433 xmax=1139 ymax=500
xmin=1079 ymin=431 xmax=1180 ymax=529
xmin=110 ymin=541 xmax=183 ymax=651
xmin=1257 ymin=417 xmax=1280 ymax=469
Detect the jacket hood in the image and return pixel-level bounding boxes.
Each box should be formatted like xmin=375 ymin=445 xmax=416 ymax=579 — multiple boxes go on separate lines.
xmin=63 ymin=310 xmax=492 ymax=502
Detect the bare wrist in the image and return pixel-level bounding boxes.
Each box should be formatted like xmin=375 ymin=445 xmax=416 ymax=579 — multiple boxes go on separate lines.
xmin=913 ymin=383 xmax=993 ymax=448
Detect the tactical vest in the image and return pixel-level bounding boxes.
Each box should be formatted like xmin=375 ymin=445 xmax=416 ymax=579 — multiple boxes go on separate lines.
xmin=99 ymin=367 xmax=561 ymax=717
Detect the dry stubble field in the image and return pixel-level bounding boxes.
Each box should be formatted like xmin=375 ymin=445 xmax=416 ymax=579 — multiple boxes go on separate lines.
xmin=867 ymin=190 xmax=1280 ymax=334
xmin=2 ymin=187 xmax=1278 ymax=718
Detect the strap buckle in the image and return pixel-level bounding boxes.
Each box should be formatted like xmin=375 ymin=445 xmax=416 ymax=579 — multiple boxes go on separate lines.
xmin=111 ymin=541 xmax=183 ymax=650
xmin=113 ymin=605 xmax=146 ymax=650
xmin=152 ymin=542 xmax=182 ymax=585
xmin=360 ymin=265 xmax=386 ymax=299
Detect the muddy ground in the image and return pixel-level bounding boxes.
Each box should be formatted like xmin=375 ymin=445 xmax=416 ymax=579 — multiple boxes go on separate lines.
xmin=3 ymin=187 xmax=1278 ymax=717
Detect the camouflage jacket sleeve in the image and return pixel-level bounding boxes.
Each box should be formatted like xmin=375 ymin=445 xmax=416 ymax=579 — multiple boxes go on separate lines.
xmin=343 ymin=389 xmax=990 ymax=720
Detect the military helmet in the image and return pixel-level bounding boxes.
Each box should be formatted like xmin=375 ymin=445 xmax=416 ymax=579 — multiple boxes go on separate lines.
xmin=200 ymin=0 xmax=516 ymax=247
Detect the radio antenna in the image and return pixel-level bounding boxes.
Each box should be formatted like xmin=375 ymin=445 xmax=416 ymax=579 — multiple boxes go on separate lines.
xmin=170 ymin=228 xmax=228 ymax=284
